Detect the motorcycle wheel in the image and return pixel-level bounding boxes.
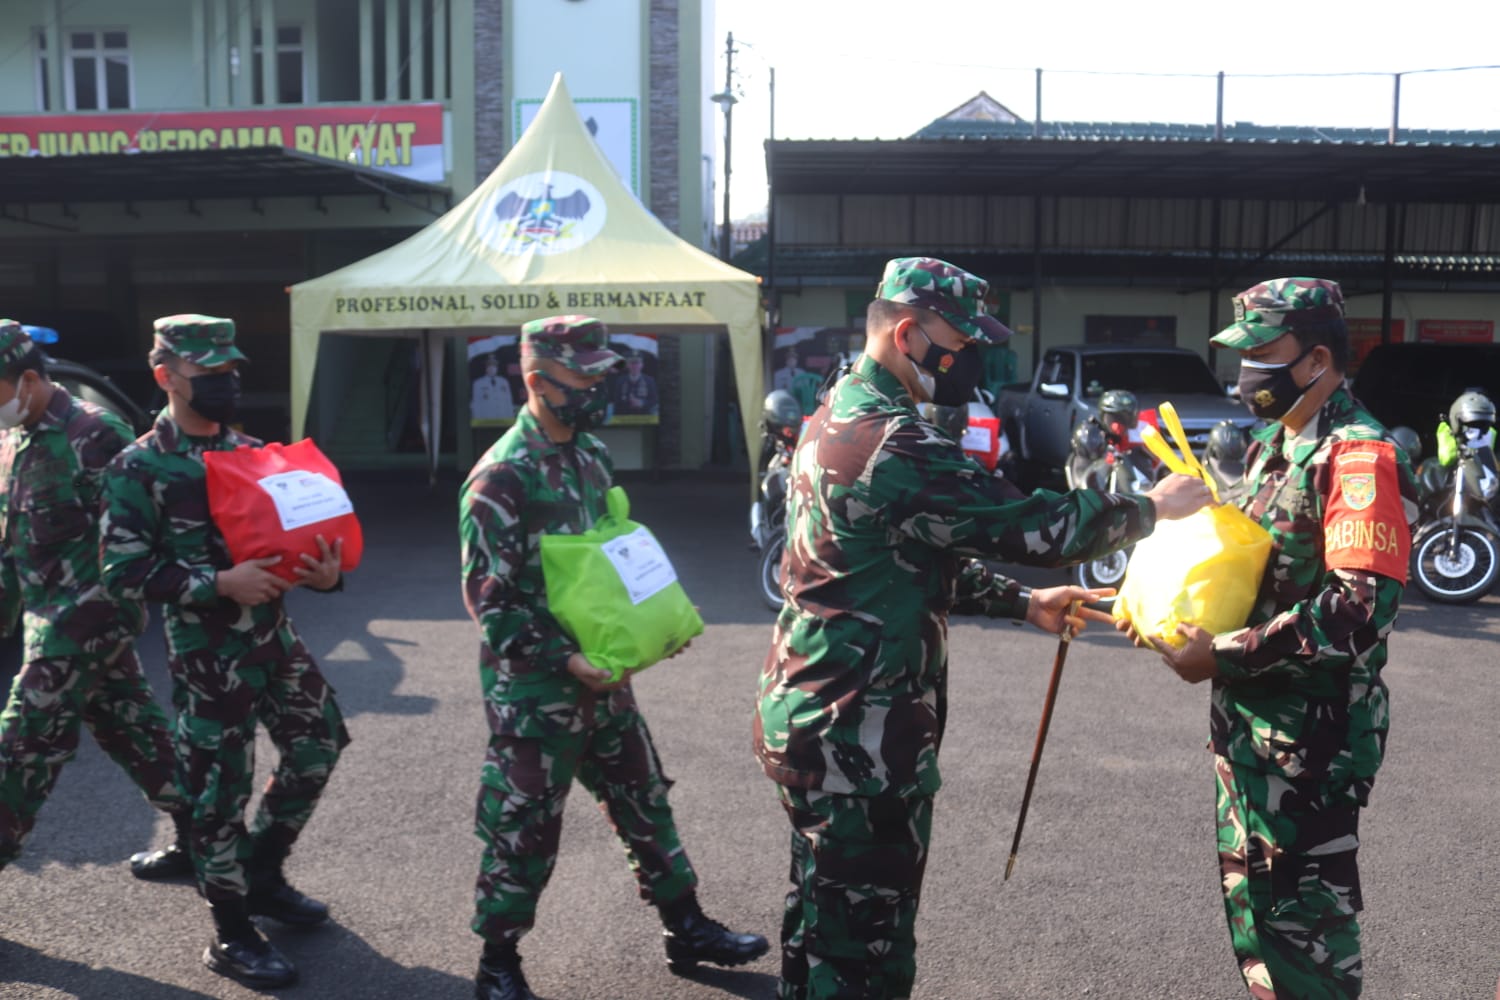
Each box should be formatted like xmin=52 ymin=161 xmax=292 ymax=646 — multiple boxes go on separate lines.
xmin=759 ymin=533 xmax=787 ymax=611
xmin=1076 ymin=546 xmax=1132 ymax=590
xmin=1411 ymin=525 xmax=1500 ymax=604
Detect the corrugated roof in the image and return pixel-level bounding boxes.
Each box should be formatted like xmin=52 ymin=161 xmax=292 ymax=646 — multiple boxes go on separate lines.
xmin=736 ymin=241 xmax=1500 ymax=283
xmin=911 ymin=118 xmax=1500 ymax=146
xmin=0 ymin=146 xmax=450 ymax=205
xmin=769 ymin=136 xmax=1500 ymax=202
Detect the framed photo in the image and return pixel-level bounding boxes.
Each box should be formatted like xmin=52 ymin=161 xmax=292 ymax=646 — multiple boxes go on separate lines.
xmin=466 ymin=332 xmax=661 ymax=428
xmin=771 ymin=327 xmax=863 ymax=417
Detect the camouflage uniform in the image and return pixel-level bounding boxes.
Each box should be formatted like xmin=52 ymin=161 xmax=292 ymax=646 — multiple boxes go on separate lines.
xmin=99 ymin=315 xmax=349 ymax=906
xmin=1208 ymin=279 xmax=1418 ymax=999
xmin=459 ymin=316 xmax=695 ymax=947
xmin=0 ymin=320 xmax=183 ymax=867
xmin=755 ymin=259 xmax=1158 ymax=1000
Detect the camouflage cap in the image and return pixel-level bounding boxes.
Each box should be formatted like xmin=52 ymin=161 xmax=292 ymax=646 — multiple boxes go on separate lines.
xmin=152 ymin=314 xmax=247 ymax=367
xmin=875 ymin=257 xmax=1013 ymax=344
xmin=1212 ymin=277 xmax=1345 ymax=350
xmin=520 ymin=315 xmax=623 ymax=375
xmin=0 ymin=319 xmax=37 ymax=371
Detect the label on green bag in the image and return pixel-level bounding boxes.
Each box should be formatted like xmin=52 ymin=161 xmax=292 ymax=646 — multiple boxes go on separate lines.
xmin=601 ymin=526 xmax=678 ymax=604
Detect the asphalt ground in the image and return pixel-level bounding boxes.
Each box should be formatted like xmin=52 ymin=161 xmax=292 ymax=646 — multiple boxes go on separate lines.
xmin=1 ymin=475 xmax=1498 ymax=1000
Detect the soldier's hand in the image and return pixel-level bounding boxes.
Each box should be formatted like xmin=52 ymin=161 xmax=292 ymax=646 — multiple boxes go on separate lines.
xmin=215 ymin=556 xmax=291 ymax=606
xmin=1144 ymin=474 xmax=1214 ymax=521
xmin=294 ymin=535 xmax=344 ymax=591
xmin=1025 ymin=586 xmax=1116 ymax=636
xmin=1114 ymin=615 xmax=1156 ymax=649
xmin=1160 ymin=624 xmax=1220 ymax=683
xmin=567 ymin=652 xmax=628 ymax=693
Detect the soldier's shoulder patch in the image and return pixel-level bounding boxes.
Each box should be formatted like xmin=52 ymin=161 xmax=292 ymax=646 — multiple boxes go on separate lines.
xmin=1323 ymin=439 xmax=1409 ymax=582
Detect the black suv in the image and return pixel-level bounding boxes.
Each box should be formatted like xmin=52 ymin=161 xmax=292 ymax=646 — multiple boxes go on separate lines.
xmin=44 ymin=356 xmax=153 ymax=437
xmin=1351 ymin=342 xmax=1500 ymax=458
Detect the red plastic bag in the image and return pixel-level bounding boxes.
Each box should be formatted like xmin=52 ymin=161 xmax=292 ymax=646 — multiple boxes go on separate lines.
xmin=204 ymin=439 xmax=363 ymax=583
xmin=962 ymin=415 xmax=1002 ymax=471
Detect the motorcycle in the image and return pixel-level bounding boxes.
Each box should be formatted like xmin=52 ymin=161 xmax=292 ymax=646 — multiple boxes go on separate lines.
xmin=1064 ymin=390 xmax=1159 ymax=589
xmin=750 ymin=390 xmax=801 ymax=611
xmin=1203 ymin=419 xmax=1250 ymax=496
xmin=1409 ymin=393 xmax=1500 ymax=603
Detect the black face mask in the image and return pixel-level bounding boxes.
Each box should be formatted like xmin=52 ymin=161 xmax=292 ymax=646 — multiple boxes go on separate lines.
xmin=1237 ymin=345 xmax=1323 ymax=421
xmin=539 ymin=373 xmax=610 ymax=432
xmin=186 ymin=370 xmax=240 ymax=424
xmin=906 ymin=325 xmax=983 ymax=407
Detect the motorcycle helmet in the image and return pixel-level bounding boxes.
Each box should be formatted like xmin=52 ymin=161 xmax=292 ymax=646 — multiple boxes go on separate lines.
xmin=1070 ymin=419 xmax=1108 ymax=463
xmin=1205 ymin=421 xmax=1249 ymax=465
xmin=1387 ymin=425 xmax=1422 ymax=464
xmin=1416 ymin=457 xmax=1448 ymax=501
xmin=1449 ymin=389 xmax=1496 ymax=433
xmin=1098 ymin=389 xmax=1140 ymax=442
xmin=762 ymin=390 xmax=803 ymax=444
xmin=919 ymin=402 xmax=970 ymax=441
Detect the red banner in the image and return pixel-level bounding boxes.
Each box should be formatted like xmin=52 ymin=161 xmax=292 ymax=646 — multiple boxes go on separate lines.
xmin=0 ymin=104 xmax=445 ymax=182
xmin=1345 ymin=318 xmax=1406 ymax=372
xmin=1417 ymin=319 xmax=1495 ymax=344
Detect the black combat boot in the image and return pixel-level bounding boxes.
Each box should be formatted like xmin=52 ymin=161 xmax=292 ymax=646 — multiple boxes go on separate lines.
xmin=660 ymin=893 xmax=770 ymax=974
xmin=475 ymin=940 xmax=538 ymax=1000
xmin=203 ymin=898 xmax=297 ymax=988
xmin=244 ymin=833 xmax=329 ymax=926
xmin=129 ymin=809 xmax=195 ymax=881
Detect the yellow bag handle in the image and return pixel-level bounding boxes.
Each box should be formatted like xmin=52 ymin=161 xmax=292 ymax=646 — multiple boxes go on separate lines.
xmin=1144 ymin=402 xmax=1221 ymax=503
xmin=1139 ymin=425 xmax=1194 ymax=476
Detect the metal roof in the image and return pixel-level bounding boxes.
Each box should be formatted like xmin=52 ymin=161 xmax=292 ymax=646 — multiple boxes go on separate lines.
xmin=912 ymin=119 xmax=1500 ymax=146
xmin=769 ymin=131 xmax=1500 ymax=203
xmin=0 ymin=146 xmax=450 ymax=206
xmin=737 ymin=243 xmax=1500 ymax=288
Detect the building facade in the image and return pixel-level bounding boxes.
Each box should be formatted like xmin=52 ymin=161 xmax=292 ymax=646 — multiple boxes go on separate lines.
xmin=0 ymin=0 xmax=719 ymax=471
xmin=754 ymin=95 xmax=1500 ymax=392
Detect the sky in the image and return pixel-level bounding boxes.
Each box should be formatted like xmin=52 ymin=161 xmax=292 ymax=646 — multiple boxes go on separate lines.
xmin=710 ymin=0 xmax=1500 ymax=220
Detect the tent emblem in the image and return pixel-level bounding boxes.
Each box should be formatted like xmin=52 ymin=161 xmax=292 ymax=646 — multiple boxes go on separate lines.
xmin=477 ymin=170 xmax=607 ymax=256
xmin=497 ymin=184 xmax=590 ymax=242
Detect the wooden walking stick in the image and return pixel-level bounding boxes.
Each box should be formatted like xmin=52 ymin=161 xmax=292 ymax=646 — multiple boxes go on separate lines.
xmin=1004 ymin=599 xmax=1081 ymax=881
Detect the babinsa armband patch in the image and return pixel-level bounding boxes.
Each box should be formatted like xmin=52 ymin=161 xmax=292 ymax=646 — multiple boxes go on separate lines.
xmin=1323 ymin=439 xmax=1410 ymax=582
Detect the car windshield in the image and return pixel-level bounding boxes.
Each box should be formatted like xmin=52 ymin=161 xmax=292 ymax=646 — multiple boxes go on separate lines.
xmin=1081 ymin=353 xmax=1223 ymax=398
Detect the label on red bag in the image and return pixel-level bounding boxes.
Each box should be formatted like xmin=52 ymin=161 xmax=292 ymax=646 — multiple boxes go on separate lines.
xmin=1323 ymin=440 xmax=1410 ymax=582
xmin=257 ymin=471 xmax=355 ymax=531
xmin=601 ymin=526 xmax=678 ymax=604
xmin=961 ymin=423 xmax=993 ymax=454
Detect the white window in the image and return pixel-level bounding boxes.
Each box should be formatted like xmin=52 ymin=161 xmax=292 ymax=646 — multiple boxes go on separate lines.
xmin=59 ymin=29 xmax=134 ymax=110
xmin=33 ymin=29 xmax=51 ymax=110
xmin=253 ymin=24 xmax=305 ymax=104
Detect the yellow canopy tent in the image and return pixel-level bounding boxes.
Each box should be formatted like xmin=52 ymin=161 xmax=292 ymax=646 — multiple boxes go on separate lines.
xmin=289 ymin=73 xmax=763 ymax=479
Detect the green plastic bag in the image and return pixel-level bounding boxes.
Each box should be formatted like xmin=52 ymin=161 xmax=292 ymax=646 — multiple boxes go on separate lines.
xmin=540 ymin=486 xmax=704 ymax=681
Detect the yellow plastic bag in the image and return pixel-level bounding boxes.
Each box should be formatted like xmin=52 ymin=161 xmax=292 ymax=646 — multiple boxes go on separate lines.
xmin=1115 ymin=403 xmax=1272 ymax=650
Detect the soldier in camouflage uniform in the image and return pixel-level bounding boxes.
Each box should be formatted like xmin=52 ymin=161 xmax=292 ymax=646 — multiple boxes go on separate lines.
xmin=0 ymin=321 xmax=191 ymax=879
xmin=459 ymin=315 xmax=769 ymax=1000
xmin=754 ymin=258 xmax=1214 ymax=1000
xmin=99 ymin=314 xmax=349 ymax=990
xmin=1133 ymin=278 xmax=1418 ymax=999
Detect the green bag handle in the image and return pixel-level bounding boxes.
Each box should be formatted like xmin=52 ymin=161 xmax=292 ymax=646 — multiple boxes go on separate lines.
xmin=605 ymin=485 xmax=629 ymax=524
